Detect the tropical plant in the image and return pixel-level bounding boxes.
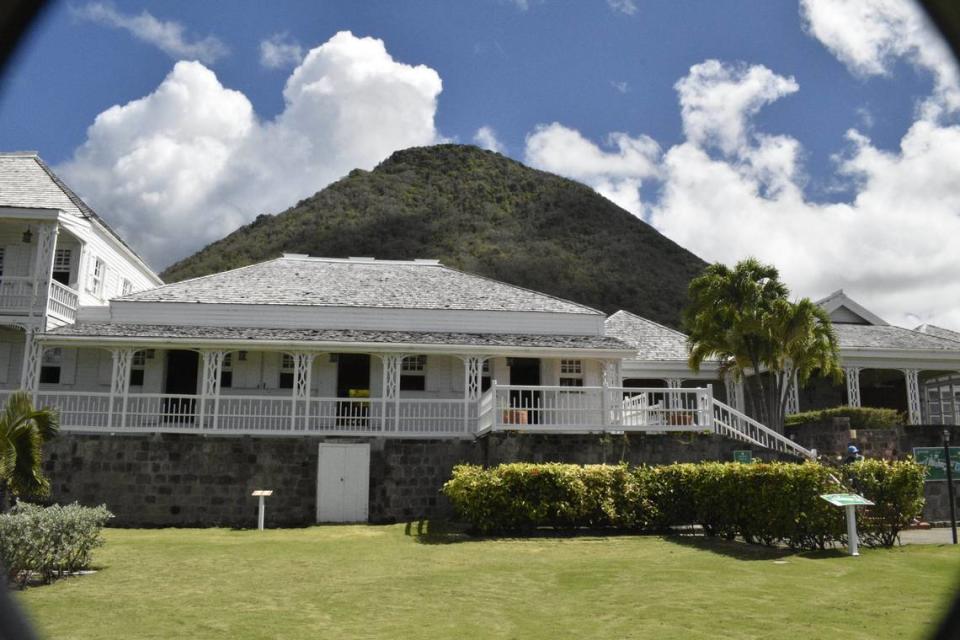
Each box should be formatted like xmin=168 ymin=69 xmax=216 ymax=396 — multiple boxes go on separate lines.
xmin=684 ymin=258 xmax=842 ymax=432
xmin=0 ymin=391 xmax=59 ymax=508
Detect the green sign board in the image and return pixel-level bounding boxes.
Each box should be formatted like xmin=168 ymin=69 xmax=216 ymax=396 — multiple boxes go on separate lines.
xmin=913 ymin=447 xmax=960 ymax=481
xmin=820 ymin=493 xmax=874 ymax=507
xmin=733 ymin=450 xmax=753 ymax=463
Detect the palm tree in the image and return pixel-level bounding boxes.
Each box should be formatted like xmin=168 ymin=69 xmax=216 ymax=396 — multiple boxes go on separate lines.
xmin=684 ymin=258 xmax=842 ymax=432
xmin=0 ymin=391 xmax=59 ymax=510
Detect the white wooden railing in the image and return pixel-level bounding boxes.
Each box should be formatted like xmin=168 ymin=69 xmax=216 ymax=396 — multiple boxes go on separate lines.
xmin=2 ymin=385 xmax=814 ymax=457
xmin=46 ymin=280 xmax=79 ymax=323
xmin=0 ymin=276 xmax=79 ymax=322
xmin=0 ymin=277 xmax=34 ymax=313
xmin=481 ymin=383 xmax=713 ymax=432
xmin=712 ymin=398 xmax=815 ymax=459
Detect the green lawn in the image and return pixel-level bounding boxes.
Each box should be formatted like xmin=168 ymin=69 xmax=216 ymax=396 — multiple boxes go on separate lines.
xmin=16 ymin=525 xmax=960 ymax=640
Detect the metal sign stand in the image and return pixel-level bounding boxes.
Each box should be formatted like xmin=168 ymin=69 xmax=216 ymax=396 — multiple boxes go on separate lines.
xmin=821 ymin=493 xmax=875 ymax=556
xmin=844 ymin=504 xmax=860 ymax=556
xmin=944 ymin=430 xmax=958 ymax=544
xmin=252 ymin=490 xmax=273 ymax=531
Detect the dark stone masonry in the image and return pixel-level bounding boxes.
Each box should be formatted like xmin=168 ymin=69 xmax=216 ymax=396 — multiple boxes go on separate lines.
xmin=787 ymin=421 xmax=960 ymax=522
xmin=42 ymin=431 xmax=786 ymax=527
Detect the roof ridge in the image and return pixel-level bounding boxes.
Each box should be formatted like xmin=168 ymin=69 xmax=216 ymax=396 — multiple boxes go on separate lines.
xmin=116 ymin=256 xmax=282 ymax=299
xmin=608 ymin=309 xmax=689 ymax=338
xmin=28 ymin=156 xmax=157 ymax=277
xmin=437 ymin=263 xmax=604 ymax=316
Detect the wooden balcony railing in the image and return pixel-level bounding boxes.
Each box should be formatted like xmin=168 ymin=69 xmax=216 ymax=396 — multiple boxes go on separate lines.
xmin=0 ymin=277 xmax=79 ymax=323
xmin=47 ymin=280 xmax=79 ymax=323
xmin=0 ymin=385 xmax=814 ymax=458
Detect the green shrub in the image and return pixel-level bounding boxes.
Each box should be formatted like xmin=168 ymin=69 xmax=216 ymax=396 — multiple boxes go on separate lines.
xmin=785 ymin=406 xmax=902 ymax=429
xmin=0 ymin=502 xmax=113 ymax=588
xmin=846 ymin=459 xmax=926 ymax=547
xmin=442 ymin=460 xmax=923 ymax=550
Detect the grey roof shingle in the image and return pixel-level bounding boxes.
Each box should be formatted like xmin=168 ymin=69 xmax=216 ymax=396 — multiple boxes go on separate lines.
xmin=0 ymin=152 xmax=152 ymax=270
xmin=119 ymin=255 xmax=603 ymax=314
xmin=915 ymin=324 xmax=960 ymax=344
xmin=604 ymin=310 xmax=708 ymax=361
xmin=45 ymin=322 xmax=631 ymax=351
xmin=834 ymin=324 xmax=960 ymax=351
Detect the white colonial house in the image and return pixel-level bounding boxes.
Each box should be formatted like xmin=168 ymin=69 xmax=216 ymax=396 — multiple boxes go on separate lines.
xmin=0 ymin=152 xmax=162 ymax=389
xmin=611 ymin=289 xmax=960 ymax=426
xmin=0 ymin=252 xmax=809 ymax=459
xmin=812 ymin=290 xmax=960 ymax=425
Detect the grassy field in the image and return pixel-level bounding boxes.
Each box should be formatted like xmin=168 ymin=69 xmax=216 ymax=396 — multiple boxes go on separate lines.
xmin=15 ymin=524 xmax=960 ymax=640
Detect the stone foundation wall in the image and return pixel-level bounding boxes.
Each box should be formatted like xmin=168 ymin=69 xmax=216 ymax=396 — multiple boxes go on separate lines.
xmin=42 ymin=431 xmax=787 ymax=527
xmin=786 ymin=420 xmax=960 ymax=522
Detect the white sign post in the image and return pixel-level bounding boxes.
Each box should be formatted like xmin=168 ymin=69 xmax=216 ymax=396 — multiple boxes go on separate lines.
xmin=252 ymin=490 xmax=273 ymax=531
xmin=820 ymin=493 xmax=874 ymax=556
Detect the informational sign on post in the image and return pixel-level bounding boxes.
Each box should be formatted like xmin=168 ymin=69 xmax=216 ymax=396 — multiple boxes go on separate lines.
xmin=820 ymin=493 xmax=874 ymax=556
xmin=733 ymin=450 xmax=752 ymax=464
xmin=913 ymin=447 xmax=960 ymax=481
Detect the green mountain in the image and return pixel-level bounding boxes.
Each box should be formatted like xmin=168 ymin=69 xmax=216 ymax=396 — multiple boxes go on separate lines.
xmin=161 ymin=144 xmax=707 ymax=327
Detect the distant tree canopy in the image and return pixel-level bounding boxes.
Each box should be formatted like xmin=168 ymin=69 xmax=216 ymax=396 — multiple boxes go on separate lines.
xmin=161 ymin=144 xmax=707 ymax=328
xmin=684 ymin=258 xmax=842 ymax=432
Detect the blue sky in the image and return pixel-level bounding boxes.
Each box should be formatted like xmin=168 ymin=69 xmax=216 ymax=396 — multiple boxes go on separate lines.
xmin=0 ymin=0 xmax=958 ymax=328
xmin=1 ymin=1 xmax=927 ymax=178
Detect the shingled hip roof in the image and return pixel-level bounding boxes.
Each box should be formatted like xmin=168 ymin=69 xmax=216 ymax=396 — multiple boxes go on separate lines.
xmin=117 ymin=255 xmax=604 ymax=314
xmin=604 ymin=310 xmax=711 ymax=362
xmin=0 ymin=152 xmax=154 ymax=272
xmin=44 ymin=322 xmax=632 ymax=353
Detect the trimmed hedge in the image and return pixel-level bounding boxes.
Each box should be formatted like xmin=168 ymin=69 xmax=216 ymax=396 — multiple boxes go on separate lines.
xmin=442 ymin=460 xmax=924 ymax=550
xmin=0 ymin=502 xmax=113 ymax=588
xmin=785 ymin=406 xmax=902 ymax=429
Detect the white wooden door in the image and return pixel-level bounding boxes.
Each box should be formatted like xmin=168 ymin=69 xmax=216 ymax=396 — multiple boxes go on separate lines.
xmin=316 ymin=443 xmax=370 ymax=523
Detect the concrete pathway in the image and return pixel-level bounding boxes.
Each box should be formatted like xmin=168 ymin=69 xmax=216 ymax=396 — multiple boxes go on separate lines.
xmin=899 ymin=527 xmax=960 ymax=545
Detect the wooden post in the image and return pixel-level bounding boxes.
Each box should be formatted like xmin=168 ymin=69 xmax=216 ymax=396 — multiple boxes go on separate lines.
xmin=110 ymin=348 xmax=133 ymax=430
xmin=844 ymin=367 xmax=862 ymax=407
xmin=200 ymin=351 xmax=225 ymax=433
xmin=462 ymin=356 xmax=484 ymax=433
xmin=380 ymin=354 xmax=403 ymax=432
xmin=903 ymin=368 xmax=921 ymax=425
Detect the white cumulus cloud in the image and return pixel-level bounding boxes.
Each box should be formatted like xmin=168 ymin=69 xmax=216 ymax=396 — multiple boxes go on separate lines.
xmin=524 ymin=48 xmax=960 ymax=328
xmin=74 ymin=2 xmax=228 ymax=64
xmin=59 ymin=31 xmax=442 ymax=269
xmin=259 ymin=33 xmax=304 ymax=69
xmin=524 ymin=123 xmax=661 ymax=216
xmin=800 ymin=0 xmax=960 ymax=117
xmin=608 ymin=0 xmax=638 ymax=16
xmin=473 ymin=126 xmax=504 ymax=153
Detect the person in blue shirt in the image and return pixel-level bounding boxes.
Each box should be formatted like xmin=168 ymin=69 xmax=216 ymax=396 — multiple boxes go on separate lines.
xmin=843 ymin=445 xmax=864 ymax=465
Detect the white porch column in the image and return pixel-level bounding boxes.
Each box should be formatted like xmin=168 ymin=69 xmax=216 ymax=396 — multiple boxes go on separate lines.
xmin=461 ymin=356 xmax=486 ymax=433
xmin=380 ymin=354 xmax=403 ymax=432
xmin=601 ymin=360 xmax=622 ymax=428
xmin=785 ymin=378 xmax=800 ymax=415
xmin=666 ymin=378 xmax=684 ymax=388
xmin=290 ymin=352 xmax=315 ymax=431
xmin=723 ymin=375 xmax=741 ymax=411
xmin=200 ymin=351 xmax=226 ymax=432
xmin=844 ymin=367 xmax=862 ymax=407
xmin=30 ymin=222 xmax=58 ymax=328
xmin=903 ymin=368 xmax=922 ymax=425
xmin=109 ymin=348 xmax=134 ymax=430
xmin=20 ymin=330 xmax=44 ymax=399
xmin=602 ymin=360 xmax=622 ymax=387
